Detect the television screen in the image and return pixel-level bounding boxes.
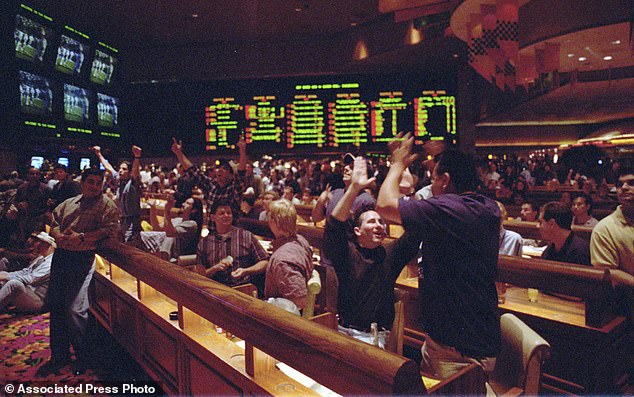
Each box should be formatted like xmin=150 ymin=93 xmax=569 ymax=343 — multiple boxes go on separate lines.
xmin=64 ymin=84 xmax=91 ymax=123
xmin=15 ymin=14 xmax=52 ymax=63
xmin=30 ymin=156 xmax=44 ymax=169
xmin=55 ymin=35 xmax=88 ymax=76
xmin=80 ymin=158 xmax=91 ymax=170
xmin=97 ymin=93 xmax=119 ymax=127
xmin=57 ymin=157 xmax=70 ymax=167
xmin=19 ymin=71 xmax=53 ymax=116
xmin=90 ymin=49 xmax=116 ymax=85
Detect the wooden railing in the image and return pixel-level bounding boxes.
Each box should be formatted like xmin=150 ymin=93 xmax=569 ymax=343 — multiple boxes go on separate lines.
xmin=498 ymin=255 xmax=616 ymax=328
xmin=94 ymin=239 xmax=423 ymax=395
xmin=503 ymin=219 xmax=593 ymax=242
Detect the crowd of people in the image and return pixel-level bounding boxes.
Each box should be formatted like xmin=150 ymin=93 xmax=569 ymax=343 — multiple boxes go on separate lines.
xmin=0 ymin=136 xmax=632 ymax=382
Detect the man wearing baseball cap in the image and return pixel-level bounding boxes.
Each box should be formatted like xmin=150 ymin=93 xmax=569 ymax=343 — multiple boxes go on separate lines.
xmin=0 ymin=232 xmax=56 ymax=313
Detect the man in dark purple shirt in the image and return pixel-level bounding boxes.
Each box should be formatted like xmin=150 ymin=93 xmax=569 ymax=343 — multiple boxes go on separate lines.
xmin=378 ymin=135 xmax=501 ymax=379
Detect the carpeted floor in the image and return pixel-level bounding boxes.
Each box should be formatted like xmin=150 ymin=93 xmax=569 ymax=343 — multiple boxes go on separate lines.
xmin=0 ymin=312 xmax=163 ymax=395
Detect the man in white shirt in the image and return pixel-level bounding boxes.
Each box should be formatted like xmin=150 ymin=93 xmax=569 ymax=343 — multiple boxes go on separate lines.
xmin=0 ymin=232 xmax=55 ymax=313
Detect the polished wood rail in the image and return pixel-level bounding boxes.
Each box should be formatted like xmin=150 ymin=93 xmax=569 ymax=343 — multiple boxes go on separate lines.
xmin=96 ymin=239 xmax=423 ymax=396
xmin=502 ymin=219 xmax=594 ymax=242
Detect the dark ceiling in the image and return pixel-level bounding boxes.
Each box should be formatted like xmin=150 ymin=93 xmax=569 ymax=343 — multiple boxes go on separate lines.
xmin=24 ymin=0 xmax=462 ymax=81
xmin=30 ymin=0 xmax=384 ymax=48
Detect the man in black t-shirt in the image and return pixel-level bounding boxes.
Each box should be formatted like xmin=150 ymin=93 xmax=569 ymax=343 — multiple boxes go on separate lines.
xmin=539 ymin=201 xmax=591 ymax=265
xmin=325 ymin=156 xmax=417 ymax=348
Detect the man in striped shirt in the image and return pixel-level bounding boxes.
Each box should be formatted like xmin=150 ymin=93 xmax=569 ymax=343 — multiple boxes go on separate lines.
xmin=197 ymin=200 xmax=269 ymax=290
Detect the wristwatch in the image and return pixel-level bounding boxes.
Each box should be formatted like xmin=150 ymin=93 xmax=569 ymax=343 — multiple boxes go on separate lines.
xmin=78 ymin=233 xmax=85 ymax=242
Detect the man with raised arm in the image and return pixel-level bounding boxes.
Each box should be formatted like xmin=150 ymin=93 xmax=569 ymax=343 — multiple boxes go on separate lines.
xmin=171 ymin=137 xmax=247 ymax=228
xmin=377 ymin=133 xmax=501 ymax=379
xmin=92 ymin=145 xmax=143 ymax=244
xmin=326 ymin=156 xmax=418 ymax=348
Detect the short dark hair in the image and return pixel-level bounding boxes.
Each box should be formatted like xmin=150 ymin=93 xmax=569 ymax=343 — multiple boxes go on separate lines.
xmin=541 ymin=201 xmax=573 ymax=230
xmin=119 ymin=160 xmax=131 ymax=169
xmin=54 ymin=164 xmax=67 ymax=172
xmin=209 ymin=199 xmax=233 ymax=215
xmin=81 ymin=167 xmax=104 ymax=182
xmin=435 ymin=149 xmax=480 ymax=193
xmin=521 ymin=200 xmax=539 ymax=212
xmin=352 ymin=201 xmax=377 ymax=228
xmin=617 ymin=166 xmax=634 ymax=179
xmin=573 ymin=192 xmax=593 ymax=214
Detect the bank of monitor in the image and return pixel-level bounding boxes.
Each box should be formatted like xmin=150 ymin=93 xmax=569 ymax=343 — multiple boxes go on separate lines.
xmin=12 ymin=3 xmax=121 ymax=140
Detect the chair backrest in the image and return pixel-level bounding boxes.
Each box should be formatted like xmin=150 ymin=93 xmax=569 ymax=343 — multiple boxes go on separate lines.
xmin=302 ymin=269 xmax=321 ymax=319
xmin=490 ymin=313 xmax=551 ymax=395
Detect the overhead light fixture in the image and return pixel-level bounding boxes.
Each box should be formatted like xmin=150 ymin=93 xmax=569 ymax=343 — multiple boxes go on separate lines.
xmin=603 ymin=55 xmax=613 ymax=61
xmin=612 ymin=40 xmax=621 ymax=45
xmin=191 ymin=13 xmax=199 ymax=18
xmin=578 ymin=57 xmax=587 ymax=62
xmin=567 ymin=53 xmax=574 ymax=58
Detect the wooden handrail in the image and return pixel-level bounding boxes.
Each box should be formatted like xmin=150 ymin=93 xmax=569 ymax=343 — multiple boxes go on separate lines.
xmin=503 ymin=220 xmax=594 ymax=242
xmin=96 ymin=239 xmax=423 ymax=395
xmin=498 ymin=255 xmax=615 ymax=327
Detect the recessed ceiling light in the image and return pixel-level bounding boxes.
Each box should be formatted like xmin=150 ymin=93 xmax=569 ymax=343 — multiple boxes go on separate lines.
xmin=567 ymin=53 xmax=574 ymax=58
xmin=578 ymin=57 xmax=587 ymax=62
xmin=350 ymin=21 xmax=357 ymax=26
xmin=612 ymin=40 xmax=621 ymax=45
xmin=603 ymin=55 xmax=613 ymax=61
xmin=191 ymin=13 xmax=199 ymax=18
xmin=295 ymin=7 xmax=302 ymax=12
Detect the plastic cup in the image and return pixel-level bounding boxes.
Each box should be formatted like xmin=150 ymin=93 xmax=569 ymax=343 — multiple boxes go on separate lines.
xmin=527 ymin=288 xmax=539 ymax=302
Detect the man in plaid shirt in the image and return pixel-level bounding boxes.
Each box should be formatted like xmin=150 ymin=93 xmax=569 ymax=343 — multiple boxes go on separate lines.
xmin=171 ymin=137 xmax=247 ymax=228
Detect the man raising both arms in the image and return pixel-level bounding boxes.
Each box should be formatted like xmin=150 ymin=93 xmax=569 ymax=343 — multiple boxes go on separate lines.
xmin=377 ymin=134 xmax=501 ymax=379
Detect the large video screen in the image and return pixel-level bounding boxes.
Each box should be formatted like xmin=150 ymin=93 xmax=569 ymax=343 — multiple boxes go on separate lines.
xmin=203 ymin=80 xmax=457 ymax=150
xmin=55 ymin=35 xmax=88 ymax=76
xmin=14 ymin=14 xmax=52 ymax=63
xmin=64 ymin=84 xmax=91 ymax=123
xmin=97 ymin=93 xmax=119 ymax=127
xmin=19 ymin=70 xmax=53 ymax=116
xmin=90 ymin=49 xmax=116 ymax=86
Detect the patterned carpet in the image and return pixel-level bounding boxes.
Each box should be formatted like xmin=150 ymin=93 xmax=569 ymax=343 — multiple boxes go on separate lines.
xmin=0 ymin=312 xmax=162 ymax=395
xmin=0 ymin=312 xmax=104 ymax=385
